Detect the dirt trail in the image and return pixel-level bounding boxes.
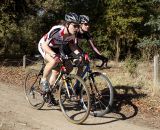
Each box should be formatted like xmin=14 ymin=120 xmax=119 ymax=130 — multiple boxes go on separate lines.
xmin=0 ymin=82 xmax=158 ymax=130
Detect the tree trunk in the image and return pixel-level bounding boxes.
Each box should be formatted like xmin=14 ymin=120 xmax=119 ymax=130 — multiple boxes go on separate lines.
xmin=115 ymin=35 xmax=120 ymax=63
xmin=4 ymin=41 xmax=9 ymax=57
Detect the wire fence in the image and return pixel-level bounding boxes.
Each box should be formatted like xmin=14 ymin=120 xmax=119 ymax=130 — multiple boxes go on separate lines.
xmin=0 ymin=59 xmax=23 ymax=67
xmin=24 ymin=54 xmax=160 ymax=94
xmin=22 ymin=55 xmax=43 ymax=68
xmin=0 ymin=55 xmax=43 ymax=68
xmin=0 ymin=55 xmax=160 ymax=93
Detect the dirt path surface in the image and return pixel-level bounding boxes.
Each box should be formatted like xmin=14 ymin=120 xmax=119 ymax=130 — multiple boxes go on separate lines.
xmin=0 ymin=82 xmax=159 ymax=130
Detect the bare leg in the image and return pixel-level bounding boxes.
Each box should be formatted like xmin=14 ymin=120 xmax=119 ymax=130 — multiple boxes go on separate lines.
xmin=49 ymin=69 xmax=59 ymax=86
xmin=42 ymin=53 xmax=60 ymax=81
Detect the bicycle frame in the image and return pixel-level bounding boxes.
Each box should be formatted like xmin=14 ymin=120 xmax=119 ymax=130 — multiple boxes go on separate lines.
xmin=81 ymin=63 xmax=92 ymax=78
xmin=73 ymin=62 xmax=92 ymax=90
xmin=38 ymin=60 xmax=73 ymax=98
xmin=74 ymin=61 xmax=101 ymax=95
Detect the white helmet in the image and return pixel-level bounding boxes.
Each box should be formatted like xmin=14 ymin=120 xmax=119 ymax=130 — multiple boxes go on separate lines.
xmin=80 ymin=15 xmax=89 ymax=23
xmin=65 ymin=12 xmax=79 ymax=24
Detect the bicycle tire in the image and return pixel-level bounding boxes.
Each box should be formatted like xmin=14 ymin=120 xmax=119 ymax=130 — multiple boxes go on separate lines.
xmin=59 ymin=74 xmax=90 ymax=124
xmin=24 ymin=69 xmax=45 ymax=110
xmin=84 ymin=72 xmax=114 ymax=117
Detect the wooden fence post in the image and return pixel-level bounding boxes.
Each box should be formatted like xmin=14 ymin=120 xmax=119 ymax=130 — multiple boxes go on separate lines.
xmin=23 ymin=55 xmax=26 ymax=68
xmin=153 ymin=54 xmax=160 ymax=94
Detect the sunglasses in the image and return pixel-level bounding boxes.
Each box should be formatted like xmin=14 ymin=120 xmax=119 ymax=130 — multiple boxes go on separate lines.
xmin=83 ymin=23 xmax=89 ymax=26
xmin=71 ymin=23 xmax=80 ymax=28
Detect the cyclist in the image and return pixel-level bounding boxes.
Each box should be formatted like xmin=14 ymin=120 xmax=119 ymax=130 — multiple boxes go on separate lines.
xmin=76 ymin=15 xmax=108 ymax=68
xmin=38 ymin=13 xmax=81 ymax=102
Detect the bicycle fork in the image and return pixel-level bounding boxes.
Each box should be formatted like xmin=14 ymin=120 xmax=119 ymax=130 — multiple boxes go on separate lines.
xmin=63 ymin=76 xmax=79 ymax=101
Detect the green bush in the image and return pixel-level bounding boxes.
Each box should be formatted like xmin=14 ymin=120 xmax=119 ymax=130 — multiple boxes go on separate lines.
xmin=124 ymin=58 xmax=138 ymax=77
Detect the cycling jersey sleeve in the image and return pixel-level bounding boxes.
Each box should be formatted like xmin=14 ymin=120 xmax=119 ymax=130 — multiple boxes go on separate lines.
xmin=43 ymin=26 xmax=65 ymax=46
xmin=76 ymin=31 xmax=101 ymax=55
xmin=83 ymin=32 xmax=93 ymax=40
xmin=48 ymin=28 xmax=61 ymax=41
xmin=76 ymin=32 xmax=92 ymax=41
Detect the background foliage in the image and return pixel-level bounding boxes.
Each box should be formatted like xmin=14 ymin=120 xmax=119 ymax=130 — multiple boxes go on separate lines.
xmin=0 ymin=0 xmax=160 ymax=61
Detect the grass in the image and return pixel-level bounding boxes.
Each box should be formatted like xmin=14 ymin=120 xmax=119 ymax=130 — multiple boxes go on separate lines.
xmin=103 ymin=61 xmax=154 ymax=94
xmin=0 ymin=59 xmax=156 ymax=93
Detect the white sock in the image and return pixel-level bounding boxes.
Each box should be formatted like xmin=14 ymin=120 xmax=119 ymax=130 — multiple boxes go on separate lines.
xmin=41 ymin=78 xmax=47 ymax=82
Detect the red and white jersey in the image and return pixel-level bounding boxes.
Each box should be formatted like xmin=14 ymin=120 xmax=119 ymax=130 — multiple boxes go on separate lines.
xmin=41 ymin=25 xmax=75 ymax=48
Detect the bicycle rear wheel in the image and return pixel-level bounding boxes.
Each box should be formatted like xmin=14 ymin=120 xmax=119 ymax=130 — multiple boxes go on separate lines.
xmin=24 ymin=69 xmax=45 ymax=109
xmin=59 ymin=74 xmax=90 ymax=124
xmin=84 ymin=72 xmax=114 ymax=117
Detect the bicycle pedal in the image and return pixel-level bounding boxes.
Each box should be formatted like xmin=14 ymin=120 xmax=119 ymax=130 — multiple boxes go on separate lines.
xmin=29 ymin=91 xmax=34 ymax=95
xmin=71 ymin=96 xmax=80 ymax=102
xmin=94 ymin=101 xmax=100 ymax=105
xmin=47 ymin=103 xmax=54 ymax=107
xmin=43 ymin=95 xmax=49 ymax=103
xmin=47 ymin=100 xmax=59 ymax=107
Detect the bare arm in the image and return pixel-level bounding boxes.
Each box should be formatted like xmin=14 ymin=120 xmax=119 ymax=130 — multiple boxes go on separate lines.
xmin=88 ymin=39 xmax=101 ymax=55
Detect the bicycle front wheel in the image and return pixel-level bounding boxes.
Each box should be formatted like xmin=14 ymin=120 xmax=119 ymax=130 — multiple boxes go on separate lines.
xmin=24 ymin=69 xmax=45 ymax=109
xmin=84 ymin=72 xmax=114 ymax=117
xmin=59 ymin=74 xmax=90 ymax=124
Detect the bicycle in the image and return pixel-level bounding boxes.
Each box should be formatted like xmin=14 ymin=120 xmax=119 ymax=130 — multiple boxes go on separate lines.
xmin=24 ymin=55 xmax=91 ymax=124
xmin=73 ymin=54 xmax=114 ymax=117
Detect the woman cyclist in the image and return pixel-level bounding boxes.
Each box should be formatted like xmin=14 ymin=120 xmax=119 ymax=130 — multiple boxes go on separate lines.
xmin=38 ymin=12 xmax=81 ymax=96
xmin=76 ymin=15 xmax=108 ymax=65
xmin=76 ymin=15 xmax=108 ymax=68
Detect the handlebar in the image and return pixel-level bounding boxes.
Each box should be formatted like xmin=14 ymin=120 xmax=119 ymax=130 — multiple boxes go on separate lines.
xmin=60 ymin=53 xmax=90 ymax=67
xmin=61 ymin=53 xmax=108 ymax=68
xmin=96 ymin=60 xmax=108 ymax=68
xmin=95 ymin=55 xmax=108 ymax=68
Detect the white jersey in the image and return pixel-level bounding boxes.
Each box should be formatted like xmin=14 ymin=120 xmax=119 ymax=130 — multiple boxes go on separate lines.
xmin=38 ymin=25 xmax=75 ymax=57
xmin=41 ymin=25 xmax=75 ymax=48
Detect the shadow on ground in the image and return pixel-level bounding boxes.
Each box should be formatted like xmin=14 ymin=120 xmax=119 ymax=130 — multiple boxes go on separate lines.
xmin=84 ymin=85 xmax=147 ymax=125
xmin=113 ymin=86 xmax=146 ymax=119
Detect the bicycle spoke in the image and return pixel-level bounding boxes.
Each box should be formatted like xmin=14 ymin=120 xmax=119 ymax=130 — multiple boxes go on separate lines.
xmin=59 ymin=74 xmax=90 ymax=124
xmin=24 ymin=69 xmax=45 ymax=109
xmin=85 ymin=72 xmax=114 ymax=117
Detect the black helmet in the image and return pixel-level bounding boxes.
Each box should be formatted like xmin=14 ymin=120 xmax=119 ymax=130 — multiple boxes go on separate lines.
xmin=65 ymin=12 xmax=79 ymax=24
xmin=79 ymin=15 xmax=89 ymax=23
